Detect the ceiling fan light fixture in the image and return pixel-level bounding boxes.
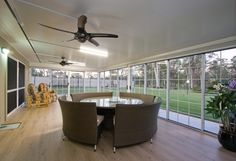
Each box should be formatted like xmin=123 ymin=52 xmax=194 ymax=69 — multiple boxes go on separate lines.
xmin=79 ymin=46 xmax=108 ymax=57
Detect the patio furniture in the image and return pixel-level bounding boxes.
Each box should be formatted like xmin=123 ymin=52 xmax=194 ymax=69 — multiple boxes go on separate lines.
xmin=119 ymin=92 xmax=156 ymax=104
xmin=113 ymin=100 xmax=161 ymax=152
xmin=71 ymin=92 xmax=113 ymax=102
xmin=38 ymin=83 xmax=57 ymax=103
xmin=58 ymin=96 xmax=104 ymax=151
xmin=80 ymin=96 xmax=143 ymax=129
xmin=27 ymin=83 xmax=48 ymax=107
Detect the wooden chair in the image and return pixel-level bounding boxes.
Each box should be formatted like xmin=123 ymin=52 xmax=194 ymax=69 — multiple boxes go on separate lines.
xmin=27 ymin=83 xmax=48 ymax=108
xmin=38 ymin=83 xmax=57 ymax=103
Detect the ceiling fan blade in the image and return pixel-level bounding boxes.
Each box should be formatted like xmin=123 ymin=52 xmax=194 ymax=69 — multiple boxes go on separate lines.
xmin=66 ymin=38 xmax=75 ymax=42
xmin=89 ymin=33 xmax=118 ymax=38
xmin=48 ymin=61 xmax=59 ymax=63
xmin=78 ymin=15 xmax=87 ymax=29
xmin=60 ymin=62 xmax=73 ymax=66
xmin=88 ymin=38 xmax=99 ymax=46
xmin=38 ymin=23 xmax=75 ymax=34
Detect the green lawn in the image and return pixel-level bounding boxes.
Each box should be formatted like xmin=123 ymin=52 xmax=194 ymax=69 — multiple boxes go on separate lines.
xmin=146 ymin=87 xmax=215 ymax=121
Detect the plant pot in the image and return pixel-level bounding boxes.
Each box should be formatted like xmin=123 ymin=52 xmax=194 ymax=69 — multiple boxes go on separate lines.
xmin=218 ymin=126 xmax=236 ymax=152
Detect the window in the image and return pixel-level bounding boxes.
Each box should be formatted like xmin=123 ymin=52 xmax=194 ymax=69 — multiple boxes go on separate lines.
xmin=131 ymin=65 xmax=144 ymax=93
xmin=104 ymin=71 xmax=111 ymax=92
xmin=110 ymin=70 xmax=118 ymax=95
xmin=7 ymin=57 xmax=17 ymax=90
xmin=52 ymin=70 xmax=68 ymax=95
xmin=7 ymin=57 xmax=25 ymax=114
xmin=146 ymin=61 xmax=167 ymax=118
xmin=118 ymin=68 xmax=128 ymax=92
xmin=70 ymin=72 xmax=84 ymax=94
xmin=204 ymin=49 xmax=236 ymax=133
xmin=31 ymin=68 xmax=51 ymax=88
xmin=99 ymin=72 xmax=105 ymax=92
xmin=84 ymin=72 xmax=98 ymax=92
xmin=169 ymin=55 xmax=202 ymax=129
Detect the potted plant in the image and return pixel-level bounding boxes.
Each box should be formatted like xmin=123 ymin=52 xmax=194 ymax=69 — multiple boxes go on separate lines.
xmin=205 ymin=82 xmax=236 ymax=152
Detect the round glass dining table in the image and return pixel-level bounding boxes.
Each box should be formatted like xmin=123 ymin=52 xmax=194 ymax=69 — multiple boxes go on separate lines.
xmin=80 ymin=96 xmax=143 ymax=109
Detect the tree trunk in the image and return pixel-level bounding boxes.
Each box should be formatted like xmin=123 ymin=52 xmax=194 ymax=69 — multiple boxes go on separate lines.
xmin=154 ymin=62 xmax=160 ymax=88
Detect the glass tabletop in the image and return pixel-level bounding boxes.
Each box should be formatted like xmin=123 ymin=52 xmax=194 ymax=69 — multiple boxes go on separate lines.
xmin=80 ymin=97 xmax=143 ymax=108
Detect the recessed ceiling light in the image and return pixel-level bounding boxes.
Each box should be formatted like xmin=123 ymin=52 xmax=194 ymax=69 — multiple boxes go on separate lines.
xmin=79 ymin=46 xmax=108 ymax=57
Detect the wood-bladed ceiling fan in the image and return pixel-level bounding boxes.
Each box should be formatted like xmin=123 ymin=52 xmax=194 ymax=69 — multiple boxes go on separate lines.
xmin=39 ymin=15 xmax=118 ymax=46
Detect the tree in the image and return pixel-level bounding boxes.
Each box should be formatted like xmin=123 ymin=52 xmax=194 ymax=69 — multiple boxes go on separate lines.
xmin=206 ymin=52 xmax=230 ymax=85
xmin=169 ymin=59 xmax=182 ymax=89
xmin=182 ymin=55 xmax=202 ymax=90
xmin=229 ymin=56 xmax=236 ymax=77
xmin=153 ymin=62 xmax=160 ymax=88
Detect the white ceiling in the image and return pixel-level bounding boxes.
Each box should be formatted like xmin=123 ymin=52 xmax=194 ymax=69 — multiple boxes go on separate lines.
xmin=0 ymin=0 xmax=236 ymax=71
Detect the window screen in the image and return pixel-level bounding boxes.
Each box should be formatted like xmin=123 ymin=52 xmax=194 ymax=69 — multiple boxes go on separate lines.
xmin=19 ymin=62 xmax=25 ymax=88
xmin=7 ymin=57 xmax=17 ymax=90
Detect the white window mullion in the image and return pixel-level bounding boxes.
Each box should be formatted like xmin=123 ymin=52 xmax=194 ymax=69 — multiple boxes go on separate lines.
xmin=29 ymin=67 xmax=32 ymax=85
xmin=83 ymin=72 xmax=85 ymax=92
xmin=144 ymin=64 xmax=147 ymax=94
xmin=67 ymin=71 xmax=71 ymax=96
xmin=109 ymin=70 xmax=111 ymax=91
xmin=49 ymin=69 xmax=53 ymax=90
xmin=16 ymin=61 xmax=19 ymax=107
xmin=97 ymin=72 xmax=100 ymax=92
xmin=3 ymin=53 xmax=7 ymax=121
xmin=201 ymin=54 xmax=206 ymax=131
xmin=102 ymin=72 xmax=105 ymax=92
xmin=116 ymin=70 xmax=119 ymax=94
xmin=166 ymin=60 xmax=170 ymax=120
xmin=127 ymin=66 xmax=131 ymax=92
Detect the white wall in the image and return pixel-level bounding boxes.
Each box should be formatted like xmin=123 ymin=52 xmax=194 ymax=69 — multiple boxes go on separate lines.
xmin=0 ymin=45 xmax=7 ymax=123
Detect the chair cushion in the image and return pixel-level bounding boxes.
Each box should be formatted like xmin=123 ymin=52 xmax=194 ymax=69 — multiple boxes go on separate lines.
xmin=97 ymin=115 xmax=104 ymax=126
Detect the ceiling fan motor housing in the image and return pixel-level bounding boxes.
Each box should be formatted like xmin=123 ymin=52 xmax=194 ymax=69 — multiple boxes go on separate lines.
xmin=60 ymin=61 xmax=66 ymax=66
